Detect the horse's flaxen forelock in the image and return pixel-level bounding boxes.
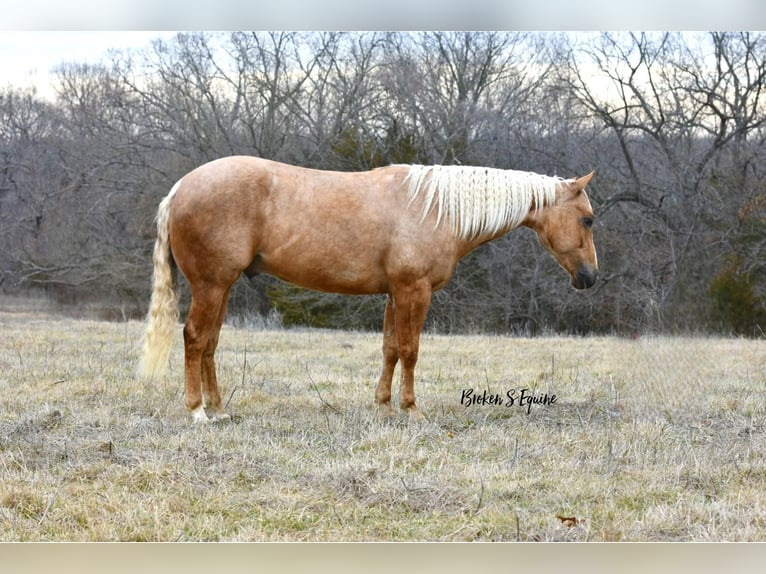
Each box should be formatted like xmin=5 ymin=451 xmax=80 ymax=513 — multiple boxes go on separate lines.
xmin=403 ymin=165 xmax=566 ymax=240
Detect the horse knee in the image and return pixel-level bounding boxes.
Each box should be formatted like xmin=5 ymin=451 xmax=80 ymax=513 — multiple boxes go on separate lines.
xmin=399 ymin=347 xmax=418 ymax=369
xmin=183 ymin=322 xmax=207 ymax=352
xmin=183 ymin=322 xmax=196 ymax=343
xmin=382 ymin=342 xmax=398 ymax=363
xmin=202 ymin=343 xmax=217 ymax=361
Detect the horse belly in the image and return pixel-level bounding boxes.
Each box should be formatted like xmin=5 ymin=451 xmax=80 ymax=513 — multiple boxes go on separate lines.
xmin=256 ymin=247 xmax=389 ymax=295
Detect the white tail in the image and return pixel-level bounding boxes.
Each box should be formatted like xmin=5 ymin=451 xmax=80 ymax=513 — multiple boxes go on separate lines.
xmin=137 ymin=180 xmax=182 ymax=380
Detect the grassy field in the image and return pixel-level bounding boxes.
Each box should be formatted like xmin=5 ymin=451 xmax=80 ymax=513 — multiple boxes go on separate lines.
xmin=1 ymin=298 xmax=764 ymax=541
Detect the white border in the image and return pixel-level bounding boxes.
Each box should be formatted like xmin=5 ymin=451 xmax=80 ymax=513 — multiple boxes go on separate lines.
xmin=3 ymin=0 xmax=765 ymax=30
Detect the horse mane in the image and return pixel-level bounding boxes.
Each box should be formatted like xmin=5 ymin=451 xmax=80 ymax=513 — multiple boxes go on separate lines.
xmin=403 ymin=164 xmax=566 ymax=240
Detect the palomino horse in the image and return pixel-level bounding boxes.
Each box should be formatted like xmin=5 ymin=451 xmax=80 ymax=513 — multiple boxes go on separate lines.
xmin=138 ymin=157 xmax=598 ymax=423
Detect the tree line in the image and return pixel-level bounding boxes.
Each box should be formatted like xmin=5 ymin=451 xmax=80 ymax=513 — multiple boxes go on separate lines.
xmin=1 ymin=31 xmax=764 ymax=336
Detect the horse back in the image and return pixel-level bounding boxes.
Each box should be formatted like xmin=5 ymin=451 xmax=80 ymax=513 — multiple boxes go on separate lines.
xmin=169 ymin=157 xmax=455 ymax=294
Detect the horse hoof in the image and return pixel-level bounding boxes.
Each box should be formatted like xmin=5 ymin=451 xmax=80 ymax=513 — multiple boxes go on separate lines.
xmin=191 ymin=405 xmax=210 ymax=424
xmin=210 ymin=412 xmax=232 ymax=423
xmin=407 ymin=408 xmax=427 ymax=423
xmin=378 ymin=403 xmax=396 ymax=418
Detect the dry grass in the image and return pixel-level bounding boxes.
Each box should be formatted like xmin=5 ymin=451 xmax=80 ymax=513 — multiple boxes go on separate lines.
xmin=1 ymin=298 xmax=765 ymax=541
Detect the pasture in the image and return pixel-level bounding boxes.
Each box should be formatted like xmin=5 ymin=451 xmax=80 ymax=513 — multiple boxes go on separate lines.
xmin=1 ymin=299 xmax=764 ymax=541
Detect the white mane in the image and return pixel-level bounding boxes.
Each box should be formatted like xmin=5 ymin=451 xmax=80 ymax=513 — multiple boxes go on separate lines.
xmin=403 ymin=164 xmax=567 ymax=240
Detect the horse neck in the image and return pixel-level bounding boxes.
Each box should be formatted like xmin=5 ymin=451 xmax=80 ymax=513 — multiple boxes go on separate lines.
xmin=455 ymin=222 xmax=516 ymax=257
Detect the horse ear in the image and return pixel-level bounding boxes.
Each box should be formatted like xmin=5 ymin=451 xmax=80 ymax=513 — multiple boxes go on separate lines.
xmin=571 ymin=171 xmax=594 ymax=193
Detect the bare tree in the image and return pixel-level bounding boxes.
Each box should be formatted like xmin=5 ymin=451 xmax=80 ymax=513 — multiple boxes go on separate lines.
xmin=379 ymin=32 xmax=547 ymax=165
xmin=2 ymin=31 xmax=763 ymax=334
xmin=561 ymin=32 xmax=766 ymax=330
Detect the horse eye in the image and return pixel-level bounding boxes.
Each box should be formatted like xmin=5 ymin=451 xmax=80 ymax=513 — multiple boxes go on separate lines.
xmin=582 ymin=217 xmax=594 ymax=229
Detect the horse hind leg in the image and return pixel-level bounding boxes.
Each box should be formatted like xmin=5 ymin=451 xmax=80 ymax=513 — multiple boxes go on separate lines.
xmin=183 ymin=283 xmax=231 ymax=423
xmin=375 ymin=294 xmax=398 ymax=418
xmin=200 ymin=288 xmax=232 ymax=422
xmin=391 ymin=279 xmax=432 ymax=423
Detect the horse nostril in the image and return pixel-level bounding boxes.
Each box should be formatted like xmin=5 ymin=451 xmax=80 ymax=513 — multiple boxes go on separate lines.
xmin=573 ymin=267 xmax=597 ymax=290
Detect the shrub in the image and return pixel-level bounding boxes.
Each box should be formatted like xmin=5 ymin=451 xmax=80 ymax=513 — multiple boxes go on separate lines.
xmin=709 ymin=255 xmax=766 ymax=336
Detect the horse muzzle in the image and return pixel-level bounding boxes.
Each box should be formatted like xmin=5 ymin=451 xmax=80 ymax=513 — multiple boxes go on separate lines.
xmin=571 ymin=265 xmax=598 ymax=290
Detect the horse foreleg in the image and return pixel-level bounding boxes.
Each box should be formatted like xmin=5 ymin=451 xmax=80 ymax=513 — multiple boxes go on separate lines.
xmin=183 ymin=285 xmax=228 ymax=423
xmin=375 ymin=294 xmax=398 ymax=417
xmin=200 ymin=288 xmax=232 ymax=422
xmin=392 ymin=279 xmax=432 ymax=423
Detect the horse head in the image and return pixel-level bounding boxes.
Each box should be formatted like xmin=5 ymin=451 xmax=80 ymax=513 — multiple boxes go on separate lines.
xmin=524 ymin=172 xmax=598 ymax=290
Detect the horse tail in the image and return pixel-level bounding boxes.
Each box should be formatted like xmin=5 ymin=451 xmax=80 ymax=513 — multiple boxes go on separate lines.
xmin=137 ymin=180 xmax=182 ymax=380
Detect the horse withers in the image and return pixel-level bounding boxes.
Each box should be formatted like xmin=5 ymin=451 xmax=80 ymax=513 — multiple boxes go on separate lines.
xmin=138 ymin=157 xmax=598 ymax=423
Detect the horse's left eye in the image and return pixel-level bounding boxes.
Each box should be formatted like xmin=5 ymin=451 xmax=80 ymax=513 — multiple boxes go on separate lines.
xmin=582 ymin=217 xmax=594 ymax=229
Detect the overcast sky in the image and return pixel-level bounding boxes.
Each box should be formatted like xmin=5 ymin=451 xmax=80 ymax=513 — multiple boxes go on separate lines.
xmin=1 ymin=0 xmax=764 ymax=99
xmin=3 ymin=0 xmax=764 ymax=33
xmin=0 ymin=31 xmax=176 ymax=97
